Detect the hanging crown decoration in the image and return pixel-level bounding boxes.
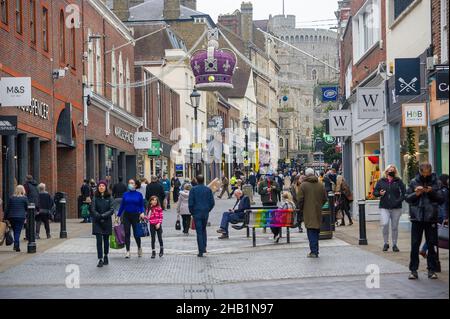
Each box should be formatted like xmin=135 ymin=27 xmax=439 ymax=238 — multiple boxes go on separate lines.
xmin=190 ymin=28 xmax=237 ymax=91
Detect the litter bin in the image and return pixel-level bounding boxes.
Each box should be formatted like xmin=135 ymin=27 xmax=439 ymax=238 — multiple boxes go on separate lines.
xmin=320 ymin=192 xmax=334 ymax=240
xmin=54 ymin=192 xmax=67 ymax=223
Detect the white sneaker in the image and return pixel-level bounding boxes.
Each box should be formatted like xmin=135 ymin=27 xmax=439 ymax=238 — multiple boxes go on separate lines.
xmin=125 ymin=251 xmax=130 ymax=259
xmin=138 ymin=248 xmax=143 ymax=257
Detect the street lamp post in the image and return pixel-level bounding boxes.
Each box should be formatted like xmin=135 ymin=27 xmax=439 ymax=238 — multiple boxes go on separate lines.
xmin=242 ymin=116 xmax=250 ymax=182
xmin=190 ymin=88 xmax=201 ymax=177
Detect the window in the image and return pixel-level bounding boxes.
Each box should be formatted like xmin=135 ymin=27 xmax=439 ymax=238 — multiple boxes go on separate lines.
xmin=352 ymin=0 xmax=380 ymax=62
xmin=111 ymin=50 xmax=117 ymax=104
xmin=295 ymin=35 xmax=299 ymax=41
xmin=441 ymin=0 xmax=448 ymax=63
xmin=306 ymin=115 xmax=310 ymax=123
xmin=300 ymin=35 xmax=304 ymax=41
xmin=144 ymin=72 xmax=149 ymax=129
xmin=87 ymin=30 xmax=94 ymax=89
xmin=95 ymin=39 xmax=101 ymax=94
xmin=59 ymin=11 xmax=65 ymax=64
xmin=311 ymin=69 xmax=317 ymax=81
xmin=345 ymin=63 xmax=352 ymax=98
xmin=279 ymin=138 xmax=284 ymax=147
xmin=305 ymin=35 xmax=309 ymax=41
xmin=29 ymin=0 xmax=36 ymax=43
xmin=126 ymin=59 xmax=131 ymax=112
xmin=1 ymin=0 xmax=8 ymax=25
xmin=42 ymin=7 xmax=48 ymax=52
xmin=71 ymin=19 xmax=76 ymax=69
xmin=393 ymin=0 xmax=414 ymax=20
xmin=15 ymin=0 xmax=22 ymax=34
xmin=118 ymin=52 xmax=124 ymax=108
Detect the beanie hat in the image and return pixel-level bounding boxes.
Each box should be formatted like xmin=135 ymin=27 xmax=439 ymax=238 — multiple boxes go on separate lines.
xmin=98 ymin=180 xmax=108 ymax=188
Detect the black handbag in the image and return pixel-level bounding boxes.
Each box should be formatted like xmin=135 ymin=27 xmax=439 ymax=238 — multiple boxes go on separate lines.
xmin=175 ymin=218 xmax=181 ymax=231
xmin=5 ymin=227 xmax=13 ymax=246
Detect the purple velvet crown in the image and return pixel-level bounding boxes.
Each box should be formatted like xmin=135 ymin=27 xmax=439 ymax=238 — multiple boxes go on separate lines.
xmin=190 ymin=47 xmax=237 ymax=90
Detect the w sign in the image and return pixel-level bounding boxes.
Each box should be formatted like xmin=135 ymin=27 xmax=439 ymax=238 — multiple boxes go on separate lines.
xmin=329 ymin=110 xmax=352 ymax=137
xmin=357 ymin=87 xmax=384 ymax=119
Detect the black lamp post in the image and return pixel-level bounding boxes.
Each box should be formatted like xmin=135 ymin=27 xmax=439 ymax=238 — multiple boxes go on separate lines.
xmin=190 ymin=88 xmax=201 ymax=177
xmin=242 ymin=115 xmax=250 ymax=183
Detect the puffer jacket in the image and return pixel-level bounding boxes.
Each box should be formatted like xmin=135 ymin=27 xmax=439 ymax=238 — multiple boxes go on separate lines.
xmin=405 ymin=174 xmax=444 ymax=223
xmin=177 ymin=190 xmax=191 ymax=215
xmin=373 ymin=177 xmax=406 ymax=209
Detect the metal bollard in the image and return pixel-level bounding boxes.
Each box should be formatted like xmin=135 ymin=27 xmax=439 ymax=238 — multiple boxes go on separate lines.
xmin=358 ymin=199 xmax=368 ymax=245
xmin=60 ymin=198 xmax=67 ymax=239
xmin=328 ymin=192 xmax=335 ymax=232
xmin=27 ymin=203 xmax=37 ymax=253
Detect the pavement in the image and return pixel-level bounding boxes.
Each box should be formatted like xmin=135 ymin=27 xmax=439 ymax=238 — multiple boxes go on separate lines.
xmin=0 ymin=193 xmax=448 ymax=299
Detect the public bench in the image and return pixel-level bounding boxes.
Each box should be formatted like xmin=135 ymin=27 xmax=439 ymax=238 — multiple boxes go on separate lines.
xmin=232 ymin=207 xmax=298 ymax=247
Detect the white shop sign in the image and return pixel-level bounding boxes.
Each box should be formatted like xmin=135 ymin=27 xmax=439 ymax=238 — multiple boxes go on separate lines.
xmin=134 ymin=132 xmax=152 ymax=149
xmin=357 ymin=87 xmax=384 ymax=119
xmin=0 ymin=77 xmax=32 ymax=107
xmin=329 ymin=110 xmax=352 ymax=136
xmin=402 ymin=103 xmax=426 ymax=127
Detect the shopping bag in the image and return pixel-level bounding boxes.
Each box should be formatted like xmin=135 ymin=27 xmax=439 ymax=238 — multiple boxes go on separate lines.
xmin=175 ymin=217 xmax=181 ymax=231
xmin=5 ymin=228 xmax=13 ymax=246
xmin=135 ymin=221 xmax=150 ymax=238
xmin=113 ymin=224 xmax=125 ymax=245
xmin=0 ymin=221 xmax=7 ymax=245
xmin=438 ymin=223 xmax=448 ymax=249
xmin=109 ymin=233 xmax=124 ymax=250
xmin=191 ymin=218 xmax=196 ymax=230
xmin=81 ymin=204 xmax=90 ymax=218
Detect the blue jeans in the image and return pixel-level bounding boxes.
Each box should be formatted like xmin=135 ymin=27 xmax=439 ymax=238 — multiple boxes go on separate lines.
xmin=194 ymin=216 xmax=208 ymax=254
xmin=307 ymin=228 xmax=320 ymax=255
xmin=220 ymin=212 xmax=244 ymax=235
xmin=9 ymin=218 xmax=25 ymax=249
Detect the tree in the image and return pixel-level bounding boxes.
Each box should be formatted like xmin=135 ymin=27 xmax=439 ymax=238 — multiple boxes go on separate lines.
xmin=313 ymin=124 xmax=341 ymax=164
xmin=406 ymin=128 xmax=419 ymax=182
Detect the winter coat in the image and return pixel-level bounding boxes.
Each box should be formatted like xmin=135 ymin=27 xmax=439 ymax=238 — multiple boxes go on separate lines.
xmin=90 ymin=194 xmax=114 ymax=235
xmin=24 ymin=180 xmax=39 ymax=205
xmin=171 ymin=178 xmax=181 ymax=198
xmin=258 ymin=177 xmax=280 ymax=205
xmin=37 ymin=192 xmax=54 ymax=214
xmin=146 ymin=206 xmax=164 ymax=225
xmin=81 ymin=183 xmax=91 ymax=201
xmin=5 ymin=196 xmax=29 ymax=219
xmin=112 ymin=182 xmax=127 ymax=199
xmin=405 ymin=174 xmax=444 ymax=223
xmin=297 ymin=176 xmax=327 ymax=229
xmin=145 ymin=182 xmax=166 ymax=207
xmin=373 ymin=177 xmax=406 ymax=209
xmin=188 ymin=184 xmax=215 ymax=218
xmin=177 ymin=190 xmax=191 ymax=216
xmin=249 ymin=174 xmax=257 ymax=186
xmin=161 ymin=179 xmax=171 ymax=192
xmin=323 ymin=173 xmax=337 ymax=193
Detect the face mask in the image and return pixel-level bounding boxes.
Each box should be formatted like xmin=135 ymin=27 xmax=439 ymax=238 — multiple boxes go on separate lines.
xmin=388 ymin=172 xmax=395 ymax=177
xmin=128 ymin=184 xmax=135 ymax=191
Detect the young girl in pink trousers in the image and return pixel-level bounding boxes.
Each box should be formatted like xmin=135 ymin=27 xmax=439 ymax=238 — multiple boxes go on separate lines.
xmin=146 ymin=196 xmax=164 ymax=258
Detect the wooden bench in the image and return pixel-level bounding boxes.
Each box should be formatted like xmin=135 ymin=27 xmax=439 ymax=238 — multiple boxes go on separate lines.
xmin=232 ymin=207 xmax=298 ymax=247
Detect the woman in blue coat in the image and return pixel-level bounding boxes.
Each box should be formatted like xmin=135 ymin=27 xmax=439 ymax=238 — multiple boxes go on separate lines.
xmin=5 ymin=185 xmax=29 ymax=252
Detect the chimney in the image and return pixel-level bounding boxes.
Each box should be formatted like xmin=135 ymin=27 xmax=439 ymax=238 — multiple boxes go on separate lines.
xmin=240 ymin=2 xmax=253 ymax=43
xmin=163 ymin=0 xmax=181 ymax=20
xmin=180 ymin=0 xmax=196 ymax=10
xmin=113 ymin=0 xmax=130 ymax=21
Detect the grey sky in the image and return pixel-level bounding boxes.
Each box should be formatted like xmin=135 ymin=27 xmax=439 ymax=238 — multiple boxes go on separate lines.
xmin=197 ymin=0 xmax=339 ymax=29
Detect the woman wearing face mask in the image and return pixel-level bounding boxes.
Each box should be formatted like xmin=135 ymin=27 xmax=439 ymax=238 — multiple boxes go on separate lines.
xmin=374 ymin=165 xmax=406 ymax=252
xmin=117 ymin=179 xmax=145 ymax=259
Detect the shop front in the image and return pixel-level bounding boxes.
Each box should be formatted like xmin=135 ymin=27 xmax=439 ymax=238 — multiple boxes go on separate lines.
xmin=146 ymin=139 xmax=174 ymax=178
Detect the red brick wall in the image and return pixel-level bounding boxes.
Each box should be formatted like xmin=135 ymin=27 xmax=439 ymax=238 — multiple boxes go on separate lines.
xmin=431 ymin=0 xmax=449 ymax=62
xmin=339 ymin=18 xmax=353 ymax=96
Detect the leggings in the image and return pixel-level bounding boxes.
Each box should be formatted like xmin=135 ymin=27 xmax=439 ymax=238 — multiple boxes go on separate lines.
xmin=150 ymin=224 xmax=163 ymax=250
xmin=95 ymin=234 xmax=109 ymax=259
xmin=122 ymin=212 xmax=142 ymax=251
xmin=181 ymin=215 xmax=191 ymax=233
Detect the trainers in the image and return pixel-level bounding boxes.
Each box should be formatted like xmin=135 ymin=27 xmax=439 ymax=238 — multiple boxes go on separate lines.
xmin=392 ymin=245 xmax=400 ymax=252
xmin=197 ymin=253 xmax=204 ymax=257
xmin=125 ymin=251 xmax=130 ymax=259
xmin=159 ymin=247 xmax=164 ymax=258
xmin=217 ymin=228 xmax=226 ymax=234
xmin=47 ymin=233 xmax=51 ymax=239
xmin=428 ymin=272 xmax=438 ymax=279
xmin=151 ymin=250 xmax=156 ymax=259
xmin=14 ymin=246 xmax=20 ymax=252
xmin=103 ymin=255 xmax=109 ymax=265
xmin=408 ymin=271 xmax=418 ymax=280
xmin=383 ymin=243 xmax=389 ymax=252
xmin=138 ymin=248 xmax=143 ymax=257
xmin=307 ymin=253 xmax=319 ymax=258
xmin=218 ymin=234 xmax=229 ymax=239
xmin=97 ymin=259 xmax=104 ymax=267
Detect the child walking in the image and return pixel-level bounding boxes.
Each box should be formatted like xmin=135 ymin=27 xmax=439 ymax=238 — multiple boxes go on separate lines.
xmin=146 ymin=196 xmax=164 ymax=258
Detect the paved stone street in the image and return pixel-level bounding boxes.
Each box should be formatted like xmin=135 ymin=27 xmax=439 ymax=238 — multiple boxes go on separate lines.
xmin=0 ymin=195 xmax=448 ymax=299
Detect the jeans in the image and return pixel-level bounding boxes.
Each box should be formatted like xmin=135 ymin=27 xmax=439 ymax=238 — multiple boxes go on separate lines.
xmin=95 ymin=234 xmax=109 ymax=259
xmin=220 ymin=212 xmax=244 ymax=235
xmin=380 ymin=208 xmax=402 ymax=245
xmin=36 ymin=212 xmax=51 ymax=236
xmin=122 ymin=212 xmax=142 ymax=251
xmin=9 ymin=218 xmax=25 ymax=249
xmin=181 ymin=215 xmax=191 ymax=233
xmin=150 ymin=224 xmax=163 ymax=250
xmin=409 ymin=222 xmax=438 ymax=272
xmin=307 ymin=228 xmax=320 ymax=255
xmin=193 ymin=216 xmax=208 ymax=254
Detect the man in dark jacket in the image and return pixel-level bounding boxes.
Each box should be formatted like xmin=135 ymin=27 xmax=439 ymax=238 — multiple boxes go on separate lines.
xmin=249 ymin=172 xmax=257 ymax=194
xmin=24 ymin=175 xmax=39 ymax=205
xmin=406 ymin=163 xmax=444 ymax=280
xmin=217 ymin=189 xmax=251 ymax=239
xmin=323 ymin=168 xmax=337 ymax=193
xmin=258 ymin=174 xmax=280 ymax=206
xmin=112 ymin=177 xmax=127 ymax=199
xmin=171 ymin=174 xmax=181 ymax=203
xmin=188 ymin=175 xmax=215 ymax=257
xmin=145 ymin=176 xmax=166 ymax=210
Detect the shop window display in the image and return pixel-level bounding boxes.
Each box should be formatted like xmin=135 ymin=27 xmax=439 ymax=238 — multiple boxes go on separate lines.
xmin=400 ymin=127 xmax=428 ymax=182
xmin=364 ymin=142 xmax=381 ymax=200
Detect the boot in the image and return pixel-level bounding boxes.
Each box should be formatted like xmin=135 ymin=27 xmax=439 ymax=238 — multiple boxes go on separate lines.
xmin=97 ymin=259 xmax=104 ymax=267
xmin=103 ymin=255 xmax=109 ymax=265
xmin=151 ymin=250 xmax=156 ymax=259
xmin=159 ymin=247 xmax=164 ymax=258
